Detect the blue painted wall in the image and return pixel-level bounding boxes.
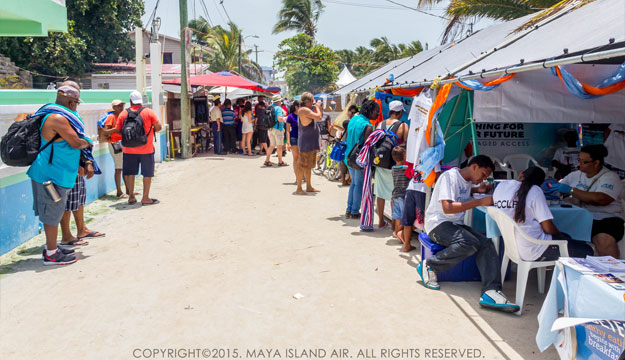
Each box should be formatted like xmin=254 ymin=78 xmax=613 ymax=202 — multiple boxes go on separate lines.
xmin=0 ymin=131 xmax=166 ymax=255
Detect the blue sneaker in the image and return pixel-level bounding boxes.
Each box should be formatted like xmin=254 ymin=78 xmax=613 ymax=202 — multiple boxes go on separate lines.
xmin=479 ymin=290 xmax=520 ymax=313
xmin=417 ymin=259 xmax=440 ymax=290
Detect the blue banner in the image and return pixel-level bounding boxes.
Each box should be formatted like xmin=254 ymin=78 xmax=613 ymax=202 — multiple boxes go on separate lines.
xmin=575 ymin=320 xmax=624 ymax=360
xmin=374 ymin=92 xmax=413 ymax=124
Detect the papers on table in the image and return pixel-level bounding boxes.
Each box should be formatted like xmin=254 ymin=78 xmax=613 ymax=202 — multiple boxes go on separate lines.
xmin=585 ymin=255 xmax=625 ymax=273
xmin=592 ymin=273 xmax=625 ymax=290
xmin=559 ymin=257 xmax=606 ymax=274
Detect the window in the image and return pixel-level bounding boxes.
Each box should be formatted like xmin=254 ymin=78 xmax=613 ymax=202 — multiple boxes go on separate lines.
xmin=163 ymin=52 xmax=173 ymax=64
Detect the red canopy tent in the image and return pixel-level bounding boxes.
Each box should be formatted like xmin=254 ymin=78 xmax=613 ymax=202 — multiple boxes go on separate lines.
xmin=163 ymin=70 xmax=279 ymax=93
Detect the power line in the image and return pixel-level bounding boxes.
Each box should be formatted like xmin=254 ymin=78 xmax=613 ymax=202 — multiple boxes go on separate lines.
xmin=199 ymin=0 xmax=213 ymax=26
xmin=211 ymin=0 xmax=227 ymax=24
xmin=325 ymin=0 xmax=443 ymax=11
xmin=383 ymin=0 xmax=460 ymax=22
xmin=219 ymin=0 xmax=233 ymax=24
xmin=146 ymin=0 xmax=161 ymax=28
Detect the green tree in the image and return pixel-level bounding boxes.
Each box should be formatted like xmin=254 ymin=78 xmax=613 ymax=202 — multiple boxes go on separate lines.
xmin=273 ymin=0 xmax=325 ymax=39
xmin=188 ymin=20 xmax=263 ymax=82
xmin=0 ymin=0 xmax=143 ymax=78
xmin=416 ymin=0 xmax=594 ymax=42
xmin=274 ymin=33 xmax=339 ymax=95
xmin=336 ymin=39 xmax=424 ymax=78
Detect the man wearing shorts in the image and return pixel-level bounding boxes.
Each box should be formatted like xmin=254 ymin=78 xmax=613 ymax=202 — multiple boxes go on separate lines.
xmin=27 ymin=81 xmax=91 ymax=265
xmin=264 ymin=94 xmax=287 ymax=167
xmin=102 ymin=99 xmax=129 ymax=197
xmin=59 ymin=173 xmax=105 ymax=247
xmin=114 ymin=90 xmax=162 ymax=205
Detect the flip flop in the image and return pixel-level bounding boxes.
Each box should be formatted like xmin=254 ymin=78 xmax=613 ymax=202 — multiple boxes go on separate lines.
xmin=80 ymin=231 xmax=105 ymax=239
xmin=278 ymin=162 xmax=289 ymax=166
xmin=142 ymin=199 xmax=160 ymax=206
xmin=128 ymin=199 xmax=137 ymax=205
xmin=58 ymin=239 xmax=89 ymax=247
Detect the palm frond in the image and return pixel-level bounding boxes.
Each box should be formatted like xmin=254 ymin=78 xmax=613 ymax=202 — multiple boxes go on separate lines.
xmin=514 ymin=0 xmax=595 ymax=32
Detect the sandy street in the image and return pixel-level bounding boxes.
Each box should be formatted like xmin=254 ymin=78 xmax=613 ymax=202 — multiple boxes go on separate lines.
xmin=0 ymin=153 xmax=557 ymax=360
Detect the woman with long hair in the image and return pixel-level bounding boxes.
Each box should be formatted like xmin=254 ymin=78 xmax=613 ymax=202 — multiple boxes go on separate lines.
xmin=493 ymin=166 xmax=592 ymax=261
xmin=241 ymin=101 xmax=254 ymax=156
xmin=286 ymin=100 xmax=300 ymax=181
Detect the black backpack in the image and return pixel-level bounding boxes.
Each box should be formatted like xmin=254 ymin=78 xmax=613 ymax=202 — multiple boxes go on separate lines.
xmin=371 ymin=121 xmax=401 ymax=169
xmin=121 ymin=107 xmax=151 ymax=147
xmin=1 ymin=113 xmax=60 ymax=167
xmin=261 ymin=105 xmax=277 ymax=130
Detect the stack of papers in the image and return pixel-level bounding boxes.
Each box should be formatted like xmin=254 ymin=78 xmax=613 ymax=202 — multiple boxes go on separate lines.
xmin=559 ymin=257 xmax=605 ymax=274
xmin=585 ymin=256 xmax=625 ymax=273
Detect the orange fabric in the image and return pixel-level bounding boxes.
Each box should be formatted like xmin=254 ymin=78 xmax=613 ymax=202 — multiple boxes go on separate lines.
xmin=115 ymin=105 xmax=159 ymax=154
xmin=482 ymin=73 xmax=516 ymax=86
xmin=555 ymin=67 xmax=625 ymax=96
xmin=104 ymin=114 xmax=122 ymax=143
xmin=391 ymin=87 xmax=423 ymax=97
xmin=422 ymin=83 xmax=453 ymax=187
xmin=372 ymin=98 xmax=384 ymax=126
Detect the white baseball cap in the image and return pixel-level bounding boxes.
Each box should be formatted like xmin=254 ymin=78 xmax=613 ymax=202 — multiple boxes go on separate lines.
xmin=129 ymin=90 xmax=143 ymax=104
xmin=389 ymin=100 xmax=405 ymax=112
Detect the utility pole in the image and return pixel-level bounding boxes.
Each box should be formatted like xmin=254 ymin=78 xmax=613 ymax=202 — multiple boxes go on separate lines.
xmin=179 ymin=0 xmax=192 ymax=159
xmin=254 ymin=44 xmax=259 ymax=64
xmin=238 ymin=33 xmax=242 ymax=74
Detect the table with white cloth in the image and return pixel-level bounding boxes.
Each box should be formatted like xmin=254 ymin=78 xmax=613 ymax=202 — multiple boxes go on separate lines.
xmin=536 ymin=261 xmax=625 ymax=359
xmin=472 ymin=204 xmax=594 ymax=254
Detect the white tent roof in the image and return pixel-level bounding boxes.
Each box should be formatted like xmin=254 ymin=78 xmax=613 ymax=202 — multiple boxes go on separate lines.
xmin=336 ymin=66 xmax=357 ymax=88
xmin=337 ymin=0 xmax=625 ymax=94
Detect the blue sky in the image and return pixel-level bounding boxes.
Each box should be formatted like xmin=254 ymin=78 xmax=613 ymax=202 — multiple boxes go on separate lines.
xmin=141 ymin=0 xmax=496 ymax=67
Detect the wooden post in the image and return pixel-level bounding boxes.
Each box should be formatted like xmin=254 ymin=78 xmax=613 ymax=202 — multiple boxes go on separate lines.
xmin=179 ymin=0 xmax=192 ymax=158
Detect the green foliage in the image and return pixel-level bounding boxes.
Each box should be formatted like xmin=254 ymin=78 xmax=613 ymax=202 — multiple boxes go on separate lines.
xmin=0 ymin=75 xmax=26 ymax=89
xmin=416 ymin=0 xmax=593 ymax=42
xmin=0 ymin=0 xmax=143 ymax=78
xmin=336 ymin=38 xmax=423 ymax=78
xmin=274 ymin=33 xmax=339 ymax=95
xmin=273 ymin=0 xmax=325 ymax=38
xmin=188 ymin=19 xmax=264 ymax=82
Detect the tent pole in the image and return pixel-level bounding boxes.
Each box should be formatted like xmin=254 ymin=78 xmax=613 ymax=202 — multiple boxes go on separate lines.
xmin=467 ymin=90 xmax=478 ymax=155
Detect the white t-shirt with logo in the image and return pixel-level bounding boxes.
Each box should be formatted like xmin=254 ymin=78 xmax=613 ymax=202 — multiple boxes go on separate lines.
xmin=560 ymin=168 xmax=625 ymax=220
xmin=424 ymin=168 xmax=473 ymax=233
xmin=493 ymin=180 xmax=553 ymax=261
xmin=553 ymin=146 xmax=581 ymax=170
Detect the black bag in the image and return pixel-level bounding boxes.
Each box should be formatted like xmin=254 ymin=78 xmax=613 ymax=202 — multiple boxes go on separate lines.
xmin=371 ymin=121 xmax=401 ymax=169
xmin=318 ymin=114 xmax=330 ymax=135
xmin=121 ymin=107 xmax=151 ymax=147
xmin=260 ymin=105 xmax=277 ymax=130
xmin=111 ymin=141 xmax=122 ymax=154
xmin=347 ymin=142 xmax=364 ymax=170
xmin=1 ymin=113 xmax=60 ymax=167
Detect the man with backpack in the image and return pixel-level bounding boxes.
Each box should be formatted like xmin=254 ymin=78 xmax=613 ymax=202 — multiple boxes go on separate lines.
xmin=113 ymin=90 xmax=162 ymax=205
xmin=264 ymin=94 xmax=288 ymax=167
xmin=24 ymin=82 xmax=93 ymax=265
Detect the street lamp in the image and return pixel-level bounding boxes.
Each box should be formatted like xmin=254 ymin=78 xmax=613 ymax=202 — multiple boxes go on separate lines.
xmin=238 ymin=34 xmax=259 ymax=73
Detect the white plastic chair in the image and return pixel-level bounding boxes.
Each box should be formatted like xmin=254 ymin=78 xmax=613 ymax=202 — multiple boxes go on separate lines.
xmin=490 ymin=156 xmax=513 ymax=179
xmin=487 ymin=207 xmax=569 ymax=315
xmin=502 ymin=154 xmax=549 ymax=179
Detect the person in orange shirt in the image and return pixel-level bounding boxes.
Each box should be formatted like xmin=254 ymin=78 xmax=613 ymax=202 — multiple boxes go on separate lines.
xmin=113 ymin=91 xmax=162 ymax=205
xmin=102 ymin=99 xmax=129 ymax=198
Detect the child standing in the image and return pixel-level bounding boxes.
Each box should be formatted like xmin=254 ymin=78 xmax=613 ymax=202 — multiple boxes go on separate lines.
xmin=391 ymin=145 xmax=409 ymax=246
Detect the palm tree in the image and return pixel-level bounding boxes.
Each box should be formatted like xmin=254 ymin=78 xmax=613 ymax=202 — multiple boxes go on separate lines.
xmin=417 ymin=0 xmax=595 ymax=42
xmin=273 ymin=0 xmax=325 ymax=38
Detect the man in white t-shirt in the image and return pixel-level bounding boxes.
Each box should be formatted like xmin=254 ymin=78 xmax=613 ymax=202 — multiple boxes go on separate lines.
xmin=552 ymin=144 xmax=625 ymax=258
xmin=552 ymin=130 xmax=581 ymax=179
xmin=418 ymin=155 xmax=520 ymax=313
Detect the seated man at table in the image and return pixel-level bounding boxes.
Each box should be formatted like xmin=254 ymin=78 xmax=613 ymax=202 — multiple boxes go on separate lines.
xmin=493 ymin=166 xmax=593 ymax=260
xmin=551 ymin=145 xmax=625 ymax=258
xmin=418 ymin=155 xmax=520 ymax=313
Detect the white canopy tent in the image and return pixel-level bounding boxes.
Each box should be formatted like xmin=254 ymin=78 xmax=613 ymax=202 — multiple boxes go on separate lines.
xmin=208 ymin=86 xmax=273 ymax=100
xmin=336 ymin=66 xmax=357 ymax=88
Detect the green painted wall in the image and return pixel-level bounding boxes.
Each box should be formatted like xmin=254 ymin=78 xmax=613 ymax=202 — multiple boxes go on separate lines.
xmin=0 ymin=90 xmax=153 ymax=105
xmin=0 ymin=1 xmax=67 ymax=36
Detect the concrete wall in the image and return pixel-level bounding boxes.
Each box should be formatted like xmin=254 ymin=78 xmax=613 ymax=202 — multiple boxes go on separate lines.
xmin=0 ymin=89 xmax=166 ymax=255
xmin=0 ymin=55 xmax=32 ymax=88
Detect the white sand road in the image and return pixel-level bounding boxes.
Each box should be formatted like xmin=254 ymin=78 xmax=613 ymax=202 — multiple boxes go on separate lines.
xmin=0 ymin=153 xmax=557 ymax=359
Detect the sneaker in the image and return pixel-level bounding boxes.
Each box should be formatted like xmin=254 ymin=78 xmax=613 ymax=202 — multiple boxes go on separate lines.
xmin=43 ymin=248 xmax=74 ymax=257
xmin=416 ymin=259 xmax=440 ymax=290
xmin=43 ymin=249 xmax=77 ymax=266
xmin=479 ymin=290 xmax=520 ymax=313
